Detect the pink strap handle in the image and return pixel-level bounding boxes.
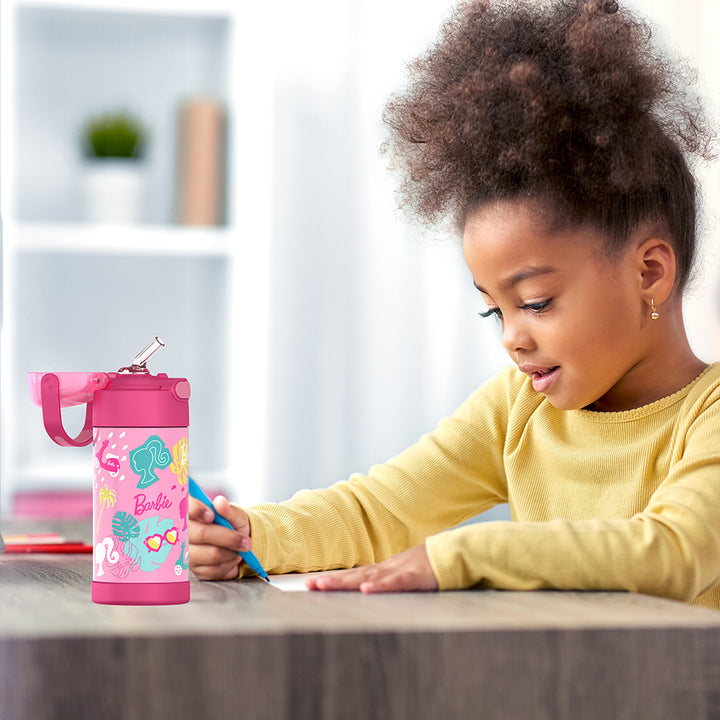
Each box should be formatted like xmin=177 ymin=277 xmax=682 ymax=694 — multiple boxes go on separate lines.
xmin=40 ymin=373 xmax=94 ymax=447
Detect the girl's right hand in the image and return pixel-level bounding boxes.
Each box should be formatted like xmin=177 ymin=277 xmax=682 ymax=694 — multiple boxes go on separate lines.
xmin=188 ymin=494 xmax=253 ymax=580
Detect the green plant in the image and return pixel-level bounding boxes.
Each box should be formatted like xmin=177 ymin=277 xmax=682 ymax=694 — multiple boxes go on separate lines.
xmin=84 ymin=112 xmax=146 ymax=159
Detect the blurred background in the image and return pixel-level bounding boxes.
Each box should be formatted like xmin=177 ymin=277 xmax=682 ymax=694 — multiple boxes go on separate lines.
xmin=1 ymin=0 xmax=718 ymax=521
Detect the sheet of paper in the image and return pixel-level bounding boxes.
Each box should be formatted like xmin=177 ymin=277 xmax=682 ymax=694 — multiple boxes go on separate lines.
xmin=268 ymin=574 xmax=312 ymax=592
xmin=267 ymin=570 xmax=346 ymax=592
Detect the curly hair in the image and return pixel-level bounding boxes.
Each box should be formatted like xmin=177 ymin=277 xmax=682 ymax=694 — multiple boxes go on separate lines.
xmin=382 ymin=0 xmax=716 ymax=289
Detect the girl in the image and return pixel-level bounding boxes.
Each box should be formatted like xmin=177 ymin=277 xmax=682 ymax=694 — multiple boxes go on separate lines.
xmin=190 ymin=0 xmax=720 ymax=608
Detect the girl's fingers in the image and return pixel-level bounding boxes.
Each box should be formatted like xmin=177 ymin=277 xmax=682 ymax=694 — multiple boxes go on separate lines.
xmin=190 ymin=551 xmax=241 ymax=581
xmin=211 ymin=496 xmax=252 ymax=536
xmin=188 ymin=496 xmax=252 ymax=552
xmin=188 ymin=496 xmax=214 ymax=523
xmin=189 ymin=517 xmax=243 ymax=550
xmin=188 ymin=495 xmax=250 ymax=533
xmin=306 ymin=544 xmax=438 ymax=594
xmin=306 ymin=566 xmax=377 ymax=592
xmin=189 ymin=539 xmax=243 ymax=579
xmin=307 ymin=565 xmax=410 ymax=593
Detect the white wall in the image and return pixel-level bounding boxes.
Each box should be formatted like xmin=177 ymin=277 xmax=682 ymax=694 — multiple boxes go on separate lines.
xmin=261 ymin=1 xmax=510 ymax=502
xmin=624 ymin=0 xmax=720 ymax=361
xmin=258 ymin=0 xmax=720 ymax=504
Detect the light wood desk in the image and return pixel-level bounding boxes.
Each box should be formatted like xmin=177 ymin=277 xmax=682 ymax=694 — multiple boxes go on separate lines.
xmin=2 ymin=550 xmax=720 ymax=720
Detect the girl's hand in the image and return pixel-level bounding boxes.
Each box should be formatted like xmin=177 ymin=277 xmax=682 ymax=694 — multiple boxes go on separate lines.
xmin=188 ymin=495 xmax=252 ymax=581
xmin=305 ymin=543 xmax=438 ymax=593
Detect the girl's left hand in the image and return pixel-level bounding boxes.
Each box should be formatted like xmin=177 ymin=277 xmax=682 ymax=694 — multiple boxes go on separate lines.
xmin=305 ymin=543 xmax=438 ymax=593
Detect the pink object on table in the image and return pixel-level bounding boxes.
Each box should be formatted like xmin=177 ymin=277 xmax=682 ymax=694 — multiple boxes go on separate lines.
xmin=27 ymin=339 xmax=192 ymax=606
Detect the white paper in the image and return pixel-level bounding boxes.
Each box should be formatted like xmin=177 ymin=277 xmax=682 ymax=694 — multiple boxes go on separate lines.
xmin=267 ymin=574 xmax=312 ymax=592
xmin=267 ymin=570 xmax=346 ymax=592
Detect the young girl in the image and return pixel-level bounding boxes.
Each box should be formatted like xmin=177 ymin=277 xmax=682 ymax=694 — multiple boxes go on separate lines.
xmin=190 ymin=0 xmax=720 ymax=608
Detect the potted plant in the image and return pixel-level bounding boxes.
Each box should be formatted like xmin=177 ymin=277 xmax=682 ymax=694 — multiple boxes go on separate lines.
xmin=81 ymin=111 xmax=148 ymax=224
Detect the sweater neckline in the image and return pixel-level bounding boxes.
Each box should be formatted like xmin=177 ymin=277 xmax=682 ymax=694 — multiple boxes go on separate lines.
xmin=569 ymin=363 xmax=718 ymax=422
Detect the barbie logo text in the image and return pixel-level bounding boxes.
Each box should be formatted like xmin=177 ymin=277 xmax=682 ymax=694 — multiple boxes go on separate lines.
xmin=134 ymin=492 xmax=173 ymax=516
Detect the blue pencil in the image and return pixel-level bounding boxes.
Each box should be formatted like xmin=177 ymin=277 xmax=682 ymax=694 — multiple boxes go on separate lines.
xmin=188 ymin=477 xmax=270 ymax=583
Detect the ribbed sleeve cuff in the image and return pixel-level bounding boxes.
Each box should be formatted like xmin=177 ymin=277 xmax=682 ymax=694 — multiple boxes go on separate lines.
xmin=425 ymin=527 xmax=478 ymax=590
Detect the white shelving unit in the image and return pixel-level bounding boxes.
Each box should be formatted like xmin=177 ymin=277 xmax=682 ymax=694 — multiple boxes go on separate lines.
xmin=1 ymin=0 xmax=275 ymax=513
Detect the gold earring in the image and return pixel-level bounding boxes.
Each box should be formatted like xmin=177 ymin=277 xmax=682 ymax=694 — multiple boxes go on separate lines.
xmin=650 ymin=298 xmax=660 ymax=320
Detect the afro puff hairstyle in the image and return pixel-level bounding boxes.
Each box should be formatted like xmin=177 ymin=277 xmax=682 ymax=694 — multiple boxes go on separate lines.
xmin=382 ymin=0 xmax=716 ymax=290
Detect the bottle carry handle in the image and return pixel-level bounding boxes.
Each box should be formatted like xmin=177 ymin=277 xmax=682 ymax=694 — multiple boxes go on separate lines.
xmin=40 ymin=373 xmax=94 ymax=447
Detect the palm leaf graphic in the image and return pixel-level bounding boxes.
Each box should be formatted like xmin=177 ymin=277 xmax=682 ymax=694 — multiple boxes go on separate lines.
xmin=112 ymin=511 xmax=141 ymax=542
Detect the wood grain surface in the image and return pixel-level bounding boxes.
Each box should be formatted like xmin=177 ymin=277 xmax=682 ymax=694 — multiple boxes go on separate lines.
xmin=2 ymin=550 xmax=720 ymax=719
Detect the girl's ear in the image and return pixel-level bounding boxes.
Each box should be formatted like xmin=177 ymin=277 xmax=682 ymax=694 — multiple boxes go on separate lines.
xmin=635 ymin=237 xmax=676 ymax=305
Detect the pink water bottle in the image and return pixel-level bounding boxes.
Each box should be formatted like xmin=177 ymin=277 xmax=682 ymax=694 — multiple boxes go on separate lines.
xmin=29 ymin=338 xmax=191 ymax=605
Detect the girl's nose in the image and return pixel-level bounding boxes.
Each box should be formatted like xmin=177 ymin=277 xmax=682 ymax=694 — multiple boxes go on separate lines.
xmin=501 ymin=317 xmax=535 ymax=355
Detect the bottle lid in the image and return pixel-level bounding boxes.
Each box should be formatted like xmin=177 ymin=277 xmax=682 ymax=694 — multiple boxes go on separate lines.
xmin=92 ymin=372 xmax=190 ymax=428
xmin=29 ymin=338 xmax=190 ymax=445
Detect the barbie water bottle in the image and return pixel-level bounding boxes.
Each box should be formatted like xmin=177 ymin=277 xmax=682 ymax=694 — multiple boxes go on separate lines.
xmin=29 ymin=338 xmax=191 ymax=605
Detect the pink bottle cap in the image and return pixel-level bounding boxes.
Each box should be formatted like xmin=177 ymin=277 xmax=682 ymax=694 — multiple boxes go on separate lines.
xmin=28 ymin=338 xmax=189 ymax=446
xmin=92 ymin=373 xmax=190 ymax=428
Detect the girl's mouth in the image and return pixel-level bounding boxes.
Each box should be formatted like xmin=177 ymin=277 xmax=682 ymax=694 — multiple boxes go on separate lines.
xmin=530 ymin=366 xmax=560 ymax=393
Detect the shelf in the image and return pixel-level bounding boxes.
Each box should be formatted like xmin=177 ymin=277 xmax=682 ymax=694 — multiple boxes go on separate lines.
xmin=5 ymin=3 xmax=232 ymax=226
xmin=1 ymin=0 xmax=273 ymax=516
xmin=4 ymin=222 xmax=239 ymax=257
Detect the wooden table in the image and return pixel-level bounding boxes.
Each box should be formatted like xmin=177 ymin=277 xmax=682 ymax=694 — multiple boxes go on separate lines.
xmin=2 ymin=551 xmax=720 ymax=720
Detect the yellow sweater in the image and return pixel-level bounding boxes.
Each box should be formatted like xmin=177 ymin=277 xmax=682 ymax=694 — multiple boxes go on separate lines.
xmin=245 ymin=363 xmax=720 ymax=609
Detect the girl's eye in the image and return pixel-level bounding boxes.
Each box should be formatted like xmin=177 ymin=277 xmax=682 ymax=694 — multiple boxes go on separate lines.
xmin=479 ymin=307 xmax=503 ymax=320
xmin=522 ymin=299 xmax=552 ymax=314
xmin=478 ymin=299 xmax=551 ymax=321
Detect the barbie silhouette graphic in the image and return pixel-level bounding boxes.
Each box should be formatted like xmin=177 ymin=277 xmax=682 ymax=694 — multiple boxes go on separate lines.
xmin=129 ymin=435 xmax=172 ymax=489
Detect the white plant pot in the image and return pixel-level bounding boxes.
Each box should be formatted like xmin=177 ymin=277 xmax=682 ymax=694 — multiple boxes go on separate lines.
xmin=82 ymin=159 xmax=146 ymax=224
